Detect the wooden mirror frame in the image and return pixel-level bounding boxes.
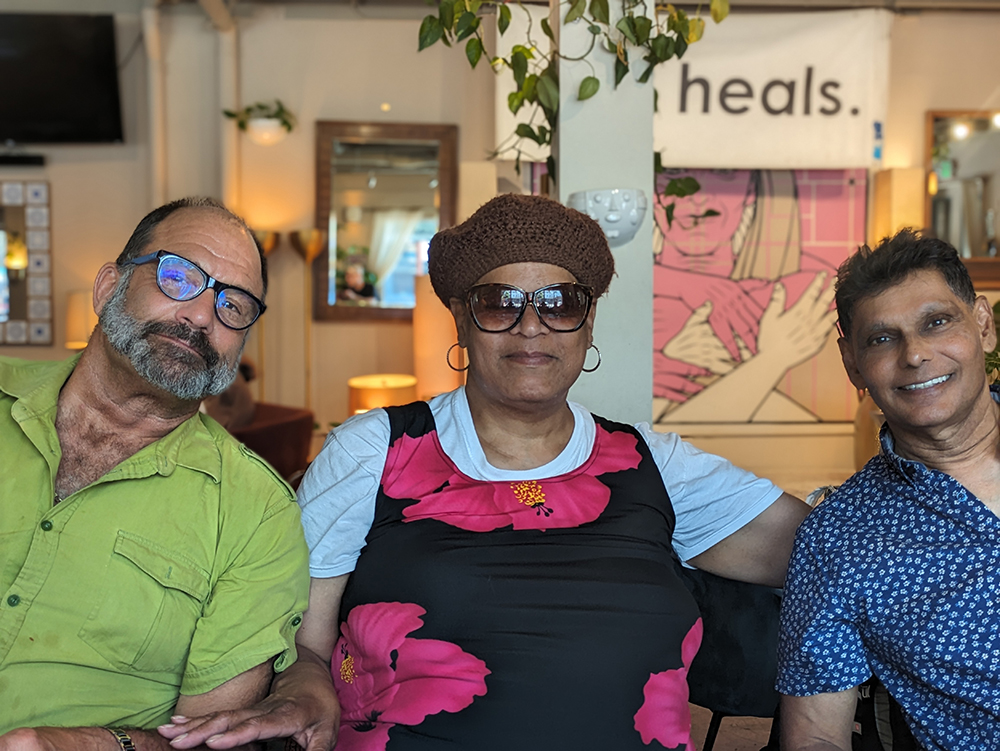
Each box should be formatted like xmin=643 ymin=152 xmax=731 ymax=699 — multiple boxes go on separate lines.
xmin=313 ymin=121 xmax=458 ymax=321
xmin=925 ymin=109 xmax=1000 ymax=285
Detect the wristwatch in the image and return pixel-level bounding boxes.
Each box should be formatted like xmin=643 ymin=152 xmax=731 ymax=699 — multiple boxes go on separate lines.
xmin=105 ymin=728 xmax=137 ymax=751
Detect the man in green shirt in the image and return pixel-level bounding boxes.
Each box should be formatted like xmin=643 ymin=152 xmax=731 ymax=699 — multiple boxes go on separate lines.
xmin=0 ymin=198 xmax=310 ymax=751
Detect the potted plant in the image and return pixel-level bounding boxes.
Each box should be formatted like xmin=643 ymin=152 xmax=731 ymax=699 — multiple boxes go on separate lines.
xmin=223 ymin=100 xmax=297 ymax=145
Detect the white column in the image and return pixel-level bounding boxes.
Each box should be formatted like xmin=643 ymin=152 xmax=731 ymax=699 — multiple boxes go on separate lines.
xmin=218 ymin=27 xmax=241 ymax=212
xmin=557 ymin=3 xmax=654 ymax=425
xmin=142 ymin=7 xmax=167 ymax=207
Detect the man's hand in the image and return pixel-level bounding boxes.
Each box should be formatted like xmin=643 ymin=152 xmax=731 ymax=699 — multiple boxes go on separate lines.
xmin=158 ymin=654 xmax=340 ymax=751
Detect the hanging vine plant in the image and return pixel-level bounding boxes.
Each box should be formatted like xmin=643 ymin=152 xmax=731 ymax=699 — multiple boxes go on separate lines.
xmin=419 ymin=0 xmax=729 ymax=179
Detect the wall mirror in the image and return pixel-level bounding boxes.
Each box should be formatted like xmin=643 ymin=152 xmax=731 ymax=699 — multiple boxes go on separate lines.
xmin=926 ymin=110 xmax=1000 ymax=283
xmin=313 ymin=121 xmax=458 ymax=321
xmin=1 ymin=180 xmax=53 ymax=345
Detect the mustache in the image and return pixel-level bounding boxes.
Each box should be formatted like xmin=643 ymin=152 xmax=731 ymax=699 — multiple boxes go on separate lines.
xmin=141 ymin=321 xmax=220 ymax=368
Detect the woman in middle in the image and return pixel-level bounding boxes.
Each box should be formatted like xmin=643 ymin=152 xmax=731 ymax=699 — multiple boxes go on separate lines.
xmin=162 ymin=193 xmax=809 ymax=751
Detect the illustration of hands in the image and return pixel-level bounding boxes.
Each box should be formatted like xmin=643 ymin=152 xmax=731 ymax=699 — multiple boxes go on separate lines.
xmin=756 ymin=271 xmax=838 ymax=370
xmin=653 ymin=357 xmax=712 ymax=403
xmin=663 ymin=301 xmax=739 ymax=375
xmin=671 ymin=272 xmax=766 ymax=359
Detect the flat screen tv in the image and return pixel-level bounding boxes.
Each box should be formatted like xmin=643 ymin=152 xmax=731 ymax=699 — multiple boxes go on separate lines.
xmin=0 ymin=14 xmax=124 ymax=144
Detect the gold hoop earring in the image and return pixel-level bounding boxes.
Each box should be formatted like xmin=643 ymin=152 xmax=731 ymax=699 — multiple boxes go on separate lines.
xmin=582 ymin=344 xmax=601 ymax=373
xmin=447 ymin=343 xmax=469 ymax=372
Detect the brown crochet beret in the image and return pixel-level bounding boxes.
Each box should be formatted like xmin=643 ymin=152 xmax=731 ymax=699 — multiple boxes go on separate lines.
xmin=428 ymin=193 xmax=615 ymax=306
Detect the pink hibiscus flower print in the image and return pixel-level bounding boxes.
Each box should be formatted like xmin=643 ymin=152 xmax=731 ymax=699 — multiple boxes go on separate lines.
xmin=333 ymin=601 xmax=490 ymax=751
xmin=633 ymin=618 xmax=704 ymax=748
xmin=381 ymin=424 xmax=642 ymax=532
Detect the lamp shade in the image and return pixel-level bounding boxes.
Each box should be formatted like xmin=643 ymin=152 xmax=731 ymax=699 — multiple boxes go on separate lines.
xmin=65 ymin=291 xmax=99 ymax=350
xmin=347 ymin=373 xmax=417 ymax=415
xmin=246 ymin=118 xmax=288 ymax=146
xmin=413 ymin=275 xmax=462 ymax=400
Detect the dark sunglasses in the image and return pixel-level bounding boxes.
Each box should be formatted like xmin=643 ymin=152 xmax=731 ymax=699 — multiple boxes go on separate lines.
xmin=467 ymin=282 xmax=593 ymax=333
xmin=127 ymin=250 xmax=266 ymax=331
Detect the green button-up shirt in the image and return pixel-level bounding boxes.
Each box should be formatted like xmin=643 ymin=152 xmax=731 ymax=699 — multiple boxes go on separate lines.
xmin=0 ymin=355 xmax=310 ymax=731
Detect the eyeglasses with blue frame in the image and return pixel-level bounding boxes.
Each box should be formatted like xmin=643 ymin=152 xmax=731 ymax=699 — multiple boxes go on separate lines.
xmin=127 ymin=250 xmax=266 ymax=331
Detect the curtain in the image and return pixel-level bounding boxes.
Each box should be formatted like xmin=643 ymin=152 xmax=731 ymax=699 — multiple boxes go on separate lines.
xmin=368 ymin=210 xmax=423 ymax=294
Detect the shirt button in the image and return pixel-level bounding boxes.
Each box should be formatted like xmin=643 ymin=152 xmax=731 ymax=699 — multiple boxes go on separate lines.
xmin=7 ymin=595 xmax=20 ymax=607
xmin=291 ymin=615 xmax=302 ymax=627
xmin=40 ymin=520 xmax=53 ymax=531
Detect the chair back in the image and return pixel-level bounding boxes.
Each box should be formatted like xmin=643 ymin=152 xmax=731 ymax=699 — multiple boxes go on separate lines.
xmin=672 ymin=561 xmax=782 ymax=718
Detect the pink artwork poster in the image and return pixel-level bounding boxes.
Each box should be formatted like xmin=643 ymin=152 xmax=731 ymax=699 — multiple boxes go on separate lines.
xmin=652 ymin=169 xmax=866 ymax=426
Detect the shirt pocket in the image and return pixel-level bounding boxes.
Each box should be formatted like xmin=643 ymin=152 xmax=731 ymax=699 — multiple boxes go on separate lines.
xmin=78 ymin=531 xmax=211 ymax=675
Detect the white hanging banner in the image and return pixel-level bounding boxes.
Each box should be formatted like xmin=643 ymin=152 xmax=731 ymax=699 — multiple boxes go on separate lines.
xmin=653 ymin=9 xmax=892 ymax=169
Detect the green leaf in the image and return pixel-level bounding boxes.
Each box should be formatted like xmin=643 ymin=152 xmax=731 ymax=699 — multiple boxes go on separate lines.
xmin=674 ymin=32 xmax=688 ymax=59
xmin=711 ymin=0 xmax=730 ymax=22
xmin=663 ymin=176 xmax=701 ymax=198
xmin=668 ymin=9 xmax=689 ymax=38
xmin=511 ymin=44 xmax=535 ymax=60
xmin=588 ymin=23 xmax=601 ymax=35
xmin=512 ymin=50 xmax=528 ymax=88
xmin=637 ymin=61 xmax=655 ymax=84
xmin=633 ymin=16 xmax=652 ymax=45
xmin=565 ymin=0 xmax=586 ymax=24
xmin=523 ymin=73 xmax=538 ymax=101
xmin=469 ymin=0 xmax=483 ymax=14
xmin=455 ymin=11 xmax=479 ymax=41
xmin=690 ymin=209 xmax=720 ymax=227
xmin=540 ymin=17 xmax=555 ymax=40
xmin=508 ymin=90 xmax=525 ymax=115
xmin=466 ymin=37 xmax=483 ymax=67
xmin=439 ymin=0 xmax=455 ymax=31
xmin=578 ymin=76 xmax=600 ymax=101
xmin=546 ymin=156 xmax=557 ymax=185
xmin=653 ymin=152 xmax=665 ymax=173
xmin=589 ymin=0 xmax=610 ymax=25
xmin=649 ymin=33 xmax=674 ymax=62
xmin=614 ymin=55 xmax=629 ymax=87
xmin=498 ymin=4 xmax=511 ymax=34
xmin=537 ymin=125 xmax=550 ymax=143
xmin=418 ymin=15 xmax=444 ymax=50
xmin=616 ymin=16 xmax=638 ymax=45
xmin=664 ymin=202 xmax=675 ymax=229
xmin=536 ymin=73 xmax=560 ymax=114
xmin=516 ymin=123 xmax=541 ymax=143
xmin=653 ymin=87 xmax=659 ymax=112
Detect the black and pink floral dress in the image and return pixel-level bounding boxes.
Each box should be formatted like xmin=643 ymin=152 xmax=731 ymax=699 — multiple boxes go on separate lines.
xmin=328 ymin=401 xmax=703 ymax=750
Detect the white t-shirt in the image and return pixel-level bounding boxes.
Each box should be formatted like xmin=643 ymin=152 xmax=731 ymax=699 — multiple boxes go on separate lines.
xmin=298 ymin=387 xmax=783 ymax=577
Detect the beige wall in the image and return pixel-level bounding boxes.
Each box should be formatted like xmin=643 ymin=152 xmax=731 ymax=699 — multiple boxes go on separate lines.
xmin=883 ymin=11 xmax=1000 ymax=171
xmin=5 ymin=5 xmax=1000 ymax=484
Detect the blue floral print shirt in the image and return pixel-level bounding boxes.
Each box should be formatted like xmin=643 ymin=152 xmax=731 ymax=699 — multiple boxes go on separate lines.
xmin=777 ymin=407 xmax=1000 ymax=751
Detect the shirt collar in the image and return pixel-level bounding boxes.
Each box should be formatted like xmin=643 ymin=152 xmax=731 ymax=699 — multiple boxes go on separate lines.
xmin=4 ymin=353 xmax=222 ymax=484
xmin=877 ymin=384 xmax=1000 ymax=484
xmin=0 ymin=353 xmax=81 ymax=403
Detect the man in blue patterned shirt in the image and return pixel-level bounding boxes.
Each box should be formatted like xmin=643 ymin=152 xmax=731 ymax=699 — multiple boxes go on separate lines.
xmin=777 ymin=229 xmax=1000 ymax=751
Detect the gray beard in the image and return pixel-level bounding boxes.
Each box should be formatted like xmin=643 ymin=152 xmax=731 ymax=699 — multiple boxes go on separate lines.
xmin=99 ymin=272 xmax=242 ymax=401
